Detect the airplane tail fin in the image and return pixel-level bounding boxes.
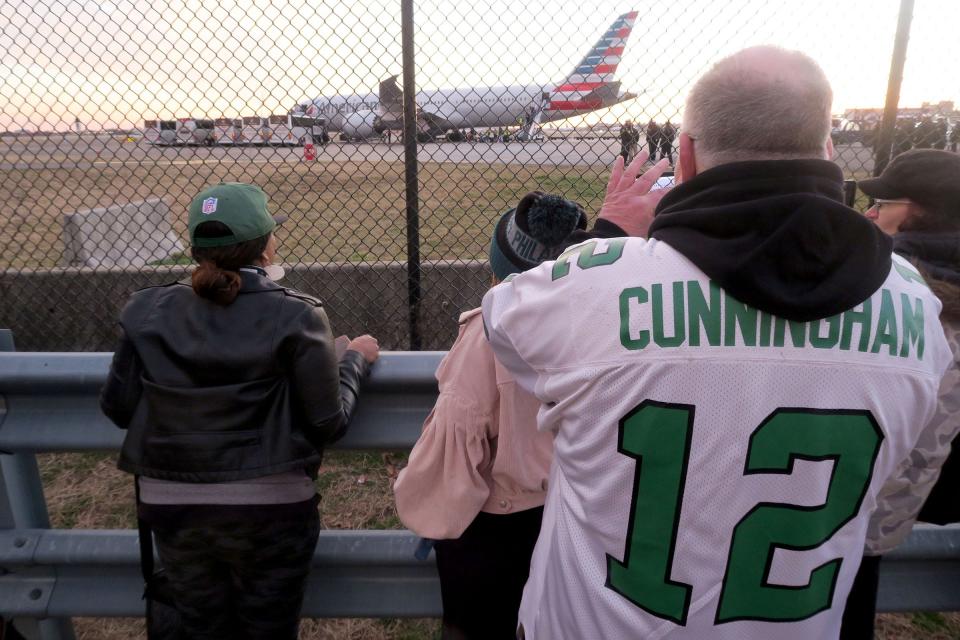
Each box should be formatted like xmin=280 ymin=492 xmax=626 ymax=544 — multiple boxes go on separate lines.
xmin=547 ymin=11 xmax=637 ymax=111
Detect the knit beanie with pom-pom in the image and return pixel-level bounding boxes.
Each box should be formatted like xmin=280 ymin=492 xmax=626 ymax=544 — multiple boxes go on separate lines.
xmin=489 ymin=191 xmax=588 ymax=280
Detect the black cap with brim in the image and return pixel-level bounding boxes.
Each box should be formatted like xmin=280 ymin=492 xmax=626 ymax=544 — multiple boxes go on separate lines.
xmin=857 ymin=175 xmax=902 ymax=200
xmin=858 ymin=149 xmax=960 ymax=216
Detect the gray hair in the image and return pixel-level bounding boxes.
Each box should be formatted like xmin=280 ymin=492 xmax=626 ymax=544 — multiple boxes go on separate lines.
xmin=683 ymin=46 xmax=833 ymax=169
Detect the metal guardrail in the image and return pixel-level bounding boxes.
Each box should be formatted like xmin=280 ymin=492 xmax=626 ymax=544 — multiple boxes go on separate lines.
xmin=0 ymin=351 xmax=444 ymax=452
xmin=0 ymin=346 xmax=959 ymax=637
xmin=0 ymin=529 xmax=440 ymax=619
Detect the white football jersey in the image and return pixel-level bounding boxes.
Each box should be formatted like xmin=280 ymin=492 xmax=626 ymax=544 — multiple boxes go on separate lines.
xmin=482 ymin=237 xmax=952 ymax=640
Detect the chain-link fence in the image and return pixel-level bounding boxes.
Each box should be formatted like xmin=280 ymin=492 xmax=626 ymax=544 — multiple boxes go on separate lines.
xmin=1 ymin=0 xmax=957 ymax=351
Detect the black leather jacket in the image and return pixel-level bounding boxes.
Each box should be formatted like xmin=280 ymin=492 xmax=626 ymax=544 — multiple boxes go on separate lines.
xmin=100 ymin=270 xmax=369 ymax=482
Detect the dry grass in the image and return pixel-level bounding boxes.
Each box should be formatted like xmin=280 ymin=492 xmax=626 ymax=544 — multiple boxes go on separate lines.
xmin=877 ymin=612 xmax=960 ymax=639
xmin=0 ymin=159 xmax=609 ymax=270
xmin=0 ymin=140 xmax=877 ymax=272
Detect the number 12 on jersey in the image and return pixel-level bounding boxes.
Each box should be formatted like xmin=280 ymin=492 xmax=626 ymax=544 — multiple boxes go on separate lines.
xmin=605 ymin=401 xmax=883 ymax=625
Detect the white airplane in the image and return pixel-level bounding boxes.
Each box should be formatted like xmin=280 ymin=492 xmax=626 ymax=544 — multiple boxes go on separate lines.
xmin=294 ymin=11 xmax=639 ymax=141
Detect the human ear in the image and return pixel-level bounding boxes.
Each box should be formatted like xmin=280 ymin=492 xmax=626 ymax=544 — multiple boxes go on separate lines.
xmin=678 ymin=133 xmax=697 ymax=183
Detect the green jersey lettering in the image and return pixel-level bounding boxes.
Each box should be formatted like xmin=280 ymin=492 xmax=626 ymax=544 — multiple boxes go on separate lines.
xmin=620 ymin=287 xmax=650 ymax=350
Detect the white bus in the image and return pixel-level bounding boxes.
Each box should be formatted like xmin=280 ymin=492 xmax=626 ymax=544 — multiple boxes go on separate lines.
xmin=145 ymin=114 xmax=326 ymax=146
xmin=214 ymin=118 xmax=236 ymax=145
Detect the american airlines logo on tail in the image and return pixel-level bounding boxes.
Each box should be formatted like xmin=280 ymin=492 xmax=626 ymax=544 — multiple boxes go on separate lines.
xmin=548 ymin=11 xmax=638 ymax=112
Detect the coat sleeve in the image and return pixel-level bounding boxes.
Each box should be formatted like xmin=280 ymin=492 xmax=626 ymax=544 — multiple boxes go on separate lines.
xmin=393 ymin=394 xmax=493 ymax=539
xmin=564 ymin=218 xmax=627 ymax=246
xmin=865 ymin=380 xmax=960 ymax=554
xmin=865 ymin=324 xmax=960 ymax=554
xmin=99 ymin=327 xmax=144 ymax=429
xmin=284 ymin=303 xmax=370 ymax=449
xmin=393 ymin=314 xmax=498 ymax=539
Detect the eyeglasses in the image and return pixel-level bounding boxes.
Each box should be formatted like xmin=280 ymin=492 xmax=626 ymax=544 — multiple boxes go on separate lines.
xmin=872 ymin=199 xmax=911 ymax=211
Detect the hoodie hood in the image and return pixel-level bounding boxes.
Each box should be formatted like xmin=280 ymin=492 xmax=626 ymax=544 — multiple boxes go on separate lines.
xmin=649 ymin=159 xmax=893 ymax=322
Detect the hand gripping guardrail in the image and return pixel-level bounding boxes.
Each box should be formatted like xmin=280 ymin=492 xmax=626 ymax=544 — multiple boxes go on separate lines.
xmin=0 ymin=336 xmax=958 ymax=639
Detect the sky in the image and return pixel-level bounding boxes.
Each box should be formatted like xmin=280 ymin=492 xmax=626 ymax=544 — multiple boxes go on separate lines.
xmin=0 ymin=0 xmax=957 ymax=131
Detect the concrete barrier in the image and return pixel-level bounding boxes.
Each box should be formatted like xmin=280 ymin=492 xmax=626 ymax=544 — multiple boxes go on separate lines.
xmin=60 ymin=199 xmax=184 ymax=268
xmin=0 ymin=261 xmax=492 ymax=352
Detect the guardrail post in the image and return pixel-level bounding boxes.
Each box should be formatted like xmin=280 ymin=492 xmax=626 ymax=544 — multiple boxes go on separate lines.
xmin=0 ymin=332 xmax=76 ymax=640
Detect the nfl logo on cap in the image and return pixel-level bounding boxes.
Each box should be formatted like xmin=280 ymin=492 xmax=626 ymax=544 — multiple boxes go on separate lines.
xmin=201 ymin=197 xmax=218 ymax=215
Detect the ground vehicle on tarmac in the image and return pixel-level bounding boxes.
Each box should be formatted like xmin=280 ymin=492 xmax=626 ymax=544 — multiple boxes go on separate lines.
xmin=145 ymin=115 xmax=326 ymax=146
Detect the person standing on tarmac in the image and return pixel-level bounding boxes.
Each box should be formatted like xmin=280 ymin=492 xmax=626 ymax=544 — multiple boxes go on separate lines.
xmin=646 ymin=120 xmax=661 ymax=162
xmin=659 ymin=119 xmax=677 ymax=164
xmin=620 ymin=120 xmax=639 ymax=164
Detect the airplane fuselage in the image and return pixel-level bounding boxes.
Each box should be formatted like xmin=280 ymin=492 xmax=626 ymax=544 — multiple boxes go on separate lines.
xmin=307 ymin=85 xmax=567 ymax=130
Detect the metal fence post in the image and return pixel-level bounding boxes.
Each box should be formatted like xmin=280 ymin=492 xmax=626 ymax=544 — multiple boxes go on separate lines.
xmin=873 ymin=0 xmax=915 ymax=177
xmin=0 ymin=332 xmax=76 ymax=640
xmin=402 ymin=0 xmax=423 ymax=350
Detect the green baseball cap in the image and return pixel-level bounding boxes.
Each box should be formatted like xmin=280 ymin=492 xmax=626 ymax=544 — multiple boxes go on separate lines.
xmin=188 ymin=183 xmax=287 ymax=248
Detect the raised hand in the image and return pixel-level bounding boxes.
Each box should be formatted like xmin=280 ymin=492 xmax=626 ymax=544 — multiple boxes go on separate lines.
xmin=597 ymin=152 xmax=673 ymax=238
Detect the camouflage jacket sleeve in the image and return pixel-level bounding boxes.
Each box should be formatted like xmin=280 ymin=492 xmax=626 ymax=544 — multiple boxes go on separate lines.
xmin=865 ymin=319 xmax=960 ymax=555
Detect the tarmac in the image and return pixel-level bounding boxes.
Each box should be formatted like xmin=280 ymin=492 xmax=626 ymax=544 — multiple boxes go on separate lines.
xmin=0 ymin=133 xmax=877 ymax=174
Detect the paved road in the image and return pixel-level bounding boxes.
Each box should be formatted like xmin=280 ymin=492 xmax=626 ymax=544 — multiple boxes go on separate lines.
xmin=1 ymin=134 xmax=625 ymax=170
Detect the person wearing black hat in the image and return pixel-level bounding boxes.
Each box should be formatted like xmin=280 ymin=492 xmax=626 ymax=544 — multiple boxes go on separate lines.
xmin=100 ymin=183 xmax=379 ymax=640
xmin=841 ymin=150 xmax=960 ymax=639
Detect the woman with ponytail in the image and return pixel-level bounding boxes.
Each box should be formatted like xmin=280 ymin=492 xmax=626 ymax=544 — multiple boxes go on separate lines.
xmin=100 ymin=183 xmax=379 ymax=639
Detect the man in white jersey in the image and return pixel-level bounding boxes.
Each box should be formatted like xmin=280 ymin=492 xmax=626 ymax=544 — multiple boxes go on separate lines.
xmin=482 ymin=46 xmax=953 ymax=640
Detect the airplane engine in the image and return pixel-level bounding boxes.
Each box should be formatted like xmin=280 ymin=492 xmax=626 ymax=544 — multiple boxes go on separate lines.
xmin=342 ymin=111 xmax=378 ymax=140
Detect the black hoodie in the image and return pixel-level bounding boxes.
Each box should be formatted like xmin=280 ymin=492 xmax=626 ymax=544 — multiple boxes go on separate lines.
xmin=649 ymin=159 xmax=893 ymax=322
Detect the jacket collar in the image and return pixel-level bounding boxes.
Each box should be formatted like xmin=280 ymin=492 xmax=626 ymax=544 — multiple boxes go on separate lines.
xmin=238 ymin=268 xmax=285 ymax=293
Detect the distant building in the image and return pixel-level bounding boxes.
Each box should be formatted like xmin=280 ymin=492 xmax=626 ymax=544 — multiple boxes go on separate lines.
xmin=843 ymin=101 xmax=957 ymax=125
